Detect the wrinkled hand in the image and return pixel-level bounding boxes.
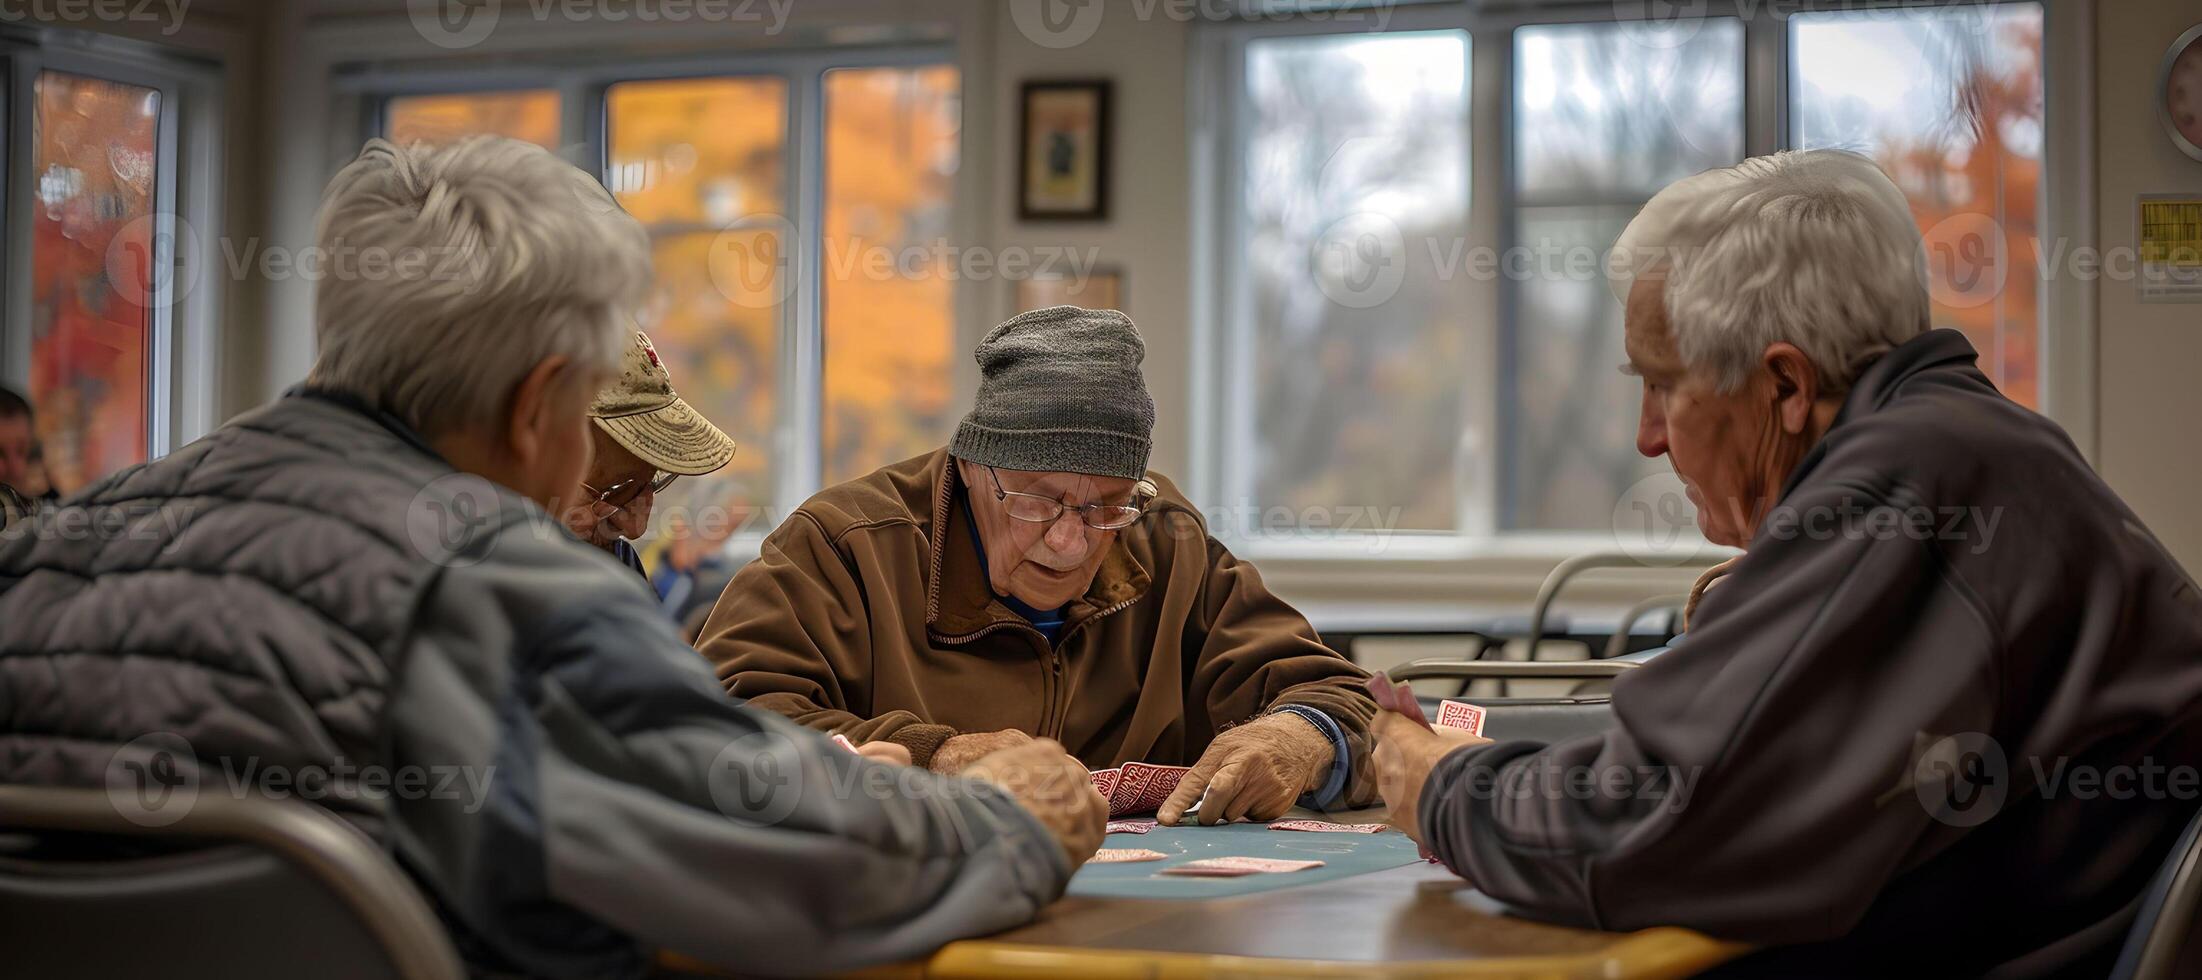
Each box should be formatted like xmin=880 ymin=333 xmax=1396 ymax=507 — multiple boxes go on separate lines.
xmin=1158 ymin=712 xmax=1334 ymax=826
xmin=963 ymin=738 xmax=1108 ymax=872
xmin=1372 ymin=712 xmax=1491 ymax=847
xmin=853 ymin=741 xmax=912 ymax=767
xmin=929 ymin=728 xmax=1034 ymax=773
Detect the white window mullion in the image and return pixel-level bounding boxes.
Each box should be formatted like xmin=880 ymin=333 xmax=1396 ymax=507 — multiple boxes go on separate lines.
xmin=783 ymin=66 xmax=826 ymax=507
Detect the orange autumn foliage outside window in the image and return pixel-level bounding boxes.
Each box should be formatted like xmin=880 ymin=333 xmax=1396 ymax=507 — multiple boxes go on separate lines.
xmin=821 ymin=66 xmax=960 ymax=487
xmin=385 ymin=90 xmax=561 ymax=150
xmin=30 ymin=71 xmax=159 ymax=496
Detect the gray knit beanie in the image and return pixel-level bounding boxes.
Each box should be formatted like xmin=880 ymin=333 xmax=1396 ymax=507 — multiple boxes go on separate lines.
xmin=949 ymin=306 xmax=1155 ymax=480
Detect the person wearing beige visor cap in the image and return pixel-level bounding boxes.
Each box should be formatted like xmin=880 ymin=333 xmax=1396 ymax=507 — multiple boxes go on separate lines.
xmin=562 ymin=331 xmax=739 ymax=580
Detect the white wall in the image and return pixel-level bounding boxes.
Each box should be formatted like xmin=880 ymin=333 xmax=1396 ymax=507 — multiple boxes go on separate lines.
xmin=2095 ymin=4 xmax=2202 ymax=573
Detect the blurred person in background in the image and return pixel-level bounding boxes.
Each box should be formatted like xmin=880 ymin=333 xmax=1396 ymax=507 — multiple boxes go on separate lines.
xmin=0 ymin=135 xmax=1102 ymax=978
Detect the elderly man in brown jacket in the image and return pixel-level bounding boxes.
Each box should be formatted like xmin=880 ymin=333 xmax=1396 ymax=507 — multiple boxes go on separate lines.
xmin=699 ymin=306 xmax=1376 ymax=824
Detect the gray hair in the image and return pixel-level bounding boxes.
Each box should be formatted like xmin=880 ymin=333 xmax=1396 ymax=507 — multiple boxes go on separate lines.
xmin=306 ymin=137 xmax=652 ymax=437
xmin=1611 ymin=149 xmax=1930 ymax=393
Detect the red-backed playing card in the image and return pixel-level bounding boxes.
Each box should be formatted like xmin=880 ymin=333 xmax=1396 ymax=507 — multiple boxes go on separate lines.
xmin=1090 ymin=767 xmax=1122 ymax=803
xmin=1159 ymin=856 xmax=1326 ymax=877
xmin=1267 ymin=819 xmax=1386 ymax=834
xmin=1435 ymin=700 xmax=1486 ymax=736
xmin=1112 ymin=762 xmax=1191 ymax=815
xmin=1089 ymin=848 xmax=1168 ymax=864
xmin=1106 ymin=819 xmax=1157 ymax=834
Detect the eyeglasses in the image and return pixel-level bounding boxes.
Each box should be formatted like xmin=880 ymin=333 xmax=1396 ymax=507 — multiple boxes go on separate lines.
xmin=582 ymin=471 xmax=676 ymax=515
xmin=982 ymin=465 xmax=1147 ymax=531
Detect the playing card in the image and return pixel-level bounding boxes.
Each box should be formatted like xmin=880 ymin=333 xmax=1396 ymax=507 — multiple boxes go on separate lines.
xmin=1159 ymin=856 xmax=1325 ymax=877
xmin=1112 ymin=762 xmax=1192 ymax=815
xmin=1435 ymin=700 xmax=1487 ymax=736
xmin=1266 ymin=819 xmax=1386 ymax=834
xmin=1365 ymin=674 xmax=1433 ymax=730
xmin=1106 ymin=819 xmax=1156 ymax=835
xmin=1089 ymin=848 xmax=1168 ymax=864
xmin=1090 ymin=767 xmax=1122 ymax=802
xmin=829 ymin=733 xmax=860 ymax=753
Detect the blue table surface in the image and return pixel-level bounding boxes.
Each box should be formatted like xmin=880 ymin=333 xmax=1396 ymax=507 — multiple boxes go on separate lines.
xmin=1068 ymin=820 xmax=1427 ymax=899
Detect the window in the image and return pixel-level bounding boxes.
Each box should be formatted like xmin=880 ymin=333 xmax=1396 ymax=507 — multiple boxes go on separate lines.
xmin=1509 ymin=20 xmax=1743 ymax=530
xmin=368 ymin=51 xmax=959 ymax=523
xmin=1792 ymin=4 xmax=2044 ymax=406
xmin=1202 ymin=2 xmax=2051 ymax=551
xmin=1227 ymin=30 xmax=1469 ymax=535
xmin=385 ymin=90 xmax=561 ymax=149
xmin=28 ymin=71 xmax=161 ymax=495
xmin=607 ymin=76 xmax=788 ymax=513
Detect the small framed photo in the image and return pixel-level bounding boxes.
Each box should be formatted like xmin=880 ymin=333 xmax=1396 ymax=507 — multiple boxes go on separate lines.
xmin=1015 ymin=266 xmax=1125 ymax=314
xmin=1018 ymin=80 xmax=1111 ymax=221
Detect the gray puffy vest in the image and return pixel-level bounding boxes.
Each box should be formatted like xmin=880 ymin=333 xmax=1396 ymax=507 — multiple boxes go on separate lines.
xmin=0 ymin=391 xmax=502 ymax=838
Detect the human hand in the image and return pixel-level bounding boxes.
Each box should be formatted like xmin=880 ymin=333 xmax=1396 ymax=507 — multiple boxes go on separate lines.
xmin=962 ymin=738 xmax=1108 ymax=872
xmin=853 ymin=741 xmax=911 ymax=766
xmin=1371 ymin=711 xmax=1491 ymax=847
xmin=1158 ymin=711 xmax=1334 ymax=826
xmin=929 ymin=728 xmax=1035 ymax=773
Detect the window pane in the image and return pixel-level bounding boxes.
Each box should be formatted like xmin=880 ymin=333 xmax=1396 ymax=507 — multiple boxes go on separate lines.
xmin=30 ymin=71 xmax=160 ymax=494
xmin=1241 ymin=31 xmax=1469 ymax=533
xmin=821 ymin=65 xmax=960 ymax=486
xmin=1515 ymin=20 xmax=1743 ymax=199
xmin=608 ymin=78 xmax=788 ymax=512
xmin=1508 ymin=21 xmax=1742 ymax=530
xmin=1793 ymin=4 xmax=2044 ymax=407
xmin=385 ymin=90 xmax=560 ymax=148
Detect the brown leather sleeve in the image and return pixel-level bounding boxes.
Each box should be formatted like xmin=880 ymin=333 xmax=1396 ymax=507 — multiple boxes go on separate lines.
xmin=694 ymin=511 xmax=956 ymax=765
xmin=1185 ymin=536 xmax=1379 ymax=806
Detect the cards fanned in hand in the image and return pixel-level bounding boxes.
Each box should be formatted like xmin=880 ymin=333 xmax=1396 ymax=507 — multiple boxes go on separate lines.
xmin=1089 ymin=762 xmax=1192 ymax=817
xmin=1435 ymin=699 xmax=1487 ymax=736
xmin=1267 ymin=819 xmax=1386 ymax=834
xmin=1159 ymin=856 xmax=1325 ymax=877
xmin=829 ymin=733 xmax=860 ymax=753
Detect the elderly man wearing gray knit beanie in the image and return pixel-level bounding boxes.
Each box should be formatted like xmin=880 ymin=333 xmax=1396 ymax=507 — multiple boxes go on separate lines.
xmin=700 ymin=306 xmax=1380 ymax=824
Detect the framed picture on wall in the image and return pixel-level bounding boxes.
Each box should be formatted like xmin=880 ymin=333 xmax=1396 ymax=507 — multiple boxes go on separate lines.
xmin=1015 ymin=266 xmax=1125 ymax=314
xmin=1018 ymin=80 xmax=1111 ymax=221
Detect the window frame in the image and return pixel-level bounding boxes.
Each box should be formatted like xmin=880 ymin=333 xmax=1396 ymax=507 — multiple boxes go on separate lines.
xmin=1193 ymin=0 xmax=2080 ymax=569
xmin=341 ymin=43 xmax=959 ymax=537
xmin=0 ymin=30 xmax=223 ymax=470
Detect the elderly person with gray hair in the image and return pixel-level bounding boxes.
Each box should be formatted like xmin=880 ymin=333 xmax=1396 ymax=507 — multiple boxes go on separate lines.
xmin=702 ymin=305 xmax=1378 ymax=825
xmin=0 ymin=136 xmax=1104 ymax=977
xmin=1375 ymin=149 xmax=2202 ymax=975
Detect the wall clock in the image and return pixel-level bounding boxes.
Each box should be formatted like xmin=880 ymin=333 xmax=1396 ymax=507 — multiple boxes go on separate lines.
xmin=2167 ymin=23 xmax=2202 ymax=162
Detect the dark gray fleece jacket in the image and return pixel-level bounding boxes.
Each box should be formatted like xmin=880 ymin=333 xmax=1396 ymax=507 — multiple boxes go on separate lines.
xmin=1422 ymin=329 xmax=2202 ymax=976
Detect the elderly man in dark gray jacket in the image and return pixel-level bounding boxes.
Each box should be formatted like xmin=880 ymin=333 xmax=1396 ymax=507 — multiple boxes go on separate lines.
xmin=0 ymin=136 xmax=1102 ymax=978
xmin=1375 ymin=149 xmax=2202 ymax=975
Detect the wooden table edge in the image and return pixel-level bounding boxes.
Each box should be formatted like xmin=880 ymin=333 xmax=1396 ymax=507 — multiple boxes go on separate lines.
xmin=911 ymin=927 xmax=1750 ymax=979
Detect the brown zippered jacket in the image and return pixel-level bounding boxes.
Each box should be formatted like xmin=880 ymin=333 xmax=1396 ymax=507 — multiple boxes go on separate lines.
xmin=696 ymin=448 xmax=1376 ymax=791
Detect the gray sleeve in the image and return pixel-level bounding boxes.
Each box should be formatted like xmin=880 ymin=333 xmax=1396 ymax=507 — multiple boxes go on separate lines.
xmin=1420 ymin=483 xmax=1997 ymax=944
xmin=383 ymin=529 xmax=1069 ymax=977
